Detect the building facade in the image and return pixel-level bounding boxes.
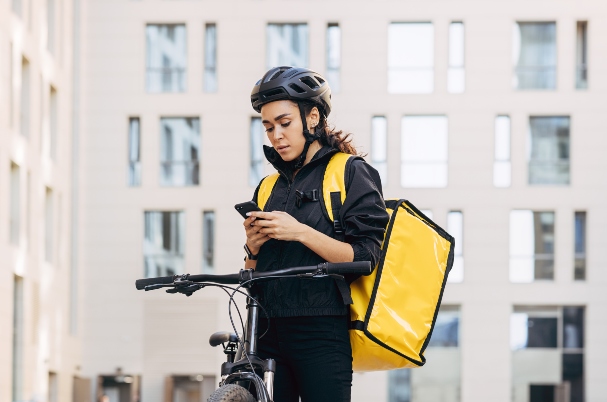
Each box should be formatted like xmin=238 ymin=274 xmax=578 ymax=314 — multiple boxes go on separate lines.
xmin=2 ymin=0 xmax=607 ymax=401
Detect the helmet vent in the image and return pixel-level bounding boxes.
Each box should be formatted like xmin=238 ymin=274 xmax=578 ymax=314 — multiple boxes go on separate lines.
xmin=282 ymin=68 xmax=299 ymax=79
xmin=314 ymin=76 xmax=325 ymax=84
xmin=300 ymin=77 xmax=320 ymax=90
xmin=288 ymin=83 xmax=306 ymax=94
xmin=269 ymin=70 xmax=283 ymax=81
xmin=262 ymin=88 xmax=285 ymax=99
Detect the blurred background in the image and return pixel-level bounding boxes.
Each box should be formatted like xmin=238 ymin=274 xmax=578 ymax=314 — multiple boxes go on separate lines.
xmin=1 ymin=0 xmax=607 ymax=401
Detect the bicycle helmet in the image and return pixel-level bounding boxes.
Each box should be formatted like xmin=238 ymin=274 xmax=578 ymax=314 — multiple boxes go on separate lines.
xmin=250 ymin=66 xmax=333 ymax=170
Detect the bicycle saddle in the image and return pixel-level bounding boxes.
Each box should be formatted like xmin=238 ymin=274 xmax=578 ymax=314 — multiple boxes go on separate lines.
xmin=209 ymin=331 xmax=239 ymax=347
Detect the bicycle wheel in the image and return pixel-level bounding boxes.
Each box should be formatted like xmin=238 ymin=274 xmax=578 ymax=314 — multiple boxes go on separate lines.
xmin=207 ymin=383 xmax=257 ymax=402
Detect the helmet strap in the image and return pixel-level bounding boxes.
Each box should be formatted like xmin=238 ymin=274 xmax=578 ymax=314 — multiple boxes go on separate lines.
xmin=290 ymin=103 xmax=318 ymax=170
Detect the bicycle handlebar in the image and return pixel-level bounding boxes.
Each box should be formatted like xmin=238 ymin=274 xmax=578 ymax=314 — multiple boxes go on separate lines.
xmin=135 ymin=261 xmax=372 ymax=291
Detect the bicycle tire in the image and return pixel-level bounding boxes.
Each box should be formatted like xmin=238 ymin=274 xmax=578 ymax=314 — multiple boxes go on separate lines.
xmin=207 ymin=384 xmax=257 ymax=402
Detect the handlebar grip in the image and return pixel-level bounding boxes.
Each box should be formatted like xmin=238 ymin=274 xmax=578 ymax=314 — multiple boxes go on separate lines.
xmin=135 ymin=275 xmax=175 ymax=290
xmin=324 ymin=261 xmax=372 ymax=275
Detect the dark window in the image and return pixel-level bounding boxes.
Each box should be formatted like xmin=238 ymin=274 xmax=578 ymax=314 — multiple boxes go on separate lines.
xmin=563 ymin=353 xmax=584 ymax=402
xmin=529 ymin=385 xmax=554 ymax=402
xmin=563 ymin=307 xmax=584 ymax=349
xmin=527 ymin=317 xmax=557 ymax=348
xmin=574 ymin=212 xmax=586 ymax=280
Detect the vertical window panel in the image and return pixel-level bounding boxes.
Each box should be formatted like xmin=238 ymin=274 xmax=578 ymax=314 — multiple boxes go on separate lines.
xmin=10 ymin=163 xmax=20 ymax=245
xmin=202 ymin=211 xmax=215 ymax=274
xmin=447 ymin=211 xmax=464 ymax=283
xmin=448 ymin=22 xmax=465 ymax=93
xmin=510 ymin=210 xmax=555 ymax=282
xmin=21 ymin=58 xmax=30 ymax=138
xmin=143 ymin=211 xmax=185 ymax=278
xmin=401 ymin=115 xmax=448 ymax=188
xmin=12 ymin=0 xmax=22 ymax=16
xmin=388 ymin=23 xmax=434 ymax=94
xmin=50 ymin=87 xmax=58 ymax=159
xmin=204 ymin=23 xmax=217 ymax=93
xmin=528 ymin=116 xmax=570 ymax=185
xmin=574 ymin=212 xmax=586 ymax=280
xmin=576 ymin=22 xmax=588 ymax=89
xmin=47 ymin=0 xmax=55 ymax=54
xmin=326 ymin=23 xmax=341 ymax=92
xmin=9 ymin=42 xmax=14 ymax=128
xmin=146 ymin=24 xmax=187 ymax=93
xmin=388 ymin=368 xmax=411 ymax=402
xmin=494 ymin=115 xmax=511 ymax=187
xmin=128 ymin=117 xmax=141 ymax=186
xmin=45 ymin=187 xmax=54 ymax=263
xmin=267 ymin=24 xmax=308 ymax=68
xmin=513 ymin=22 xmax=557 ymax=90
xmin=250 ymin=117 xmax=264 ymax=186
xmin=371 ymin=116 xmax=387 ymax=185
xmin=48 ymin=372 xmax=58 ymax=402
xmin=12 ymin=276 xmax=24 ymax=402
xmin=160 ymin=118 xmax=200 ymax=186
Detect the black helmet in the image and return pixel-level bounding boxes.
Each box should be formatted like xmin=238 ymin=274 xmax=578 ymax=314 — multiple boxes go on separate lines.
xmin=251 ymin=66 xmax=332 ymax=116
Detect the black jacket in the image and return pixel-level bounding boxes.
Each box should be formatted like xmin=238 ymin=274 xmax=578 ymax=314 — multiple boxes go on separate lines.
xmin=252 ymin=145 xmax=389 ymax=317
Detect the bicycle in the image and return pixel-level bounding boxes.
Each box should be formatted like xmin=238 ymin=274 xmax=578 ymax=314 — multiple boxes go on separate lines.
xmin=135 ymin=261 xmax=371 ymax=402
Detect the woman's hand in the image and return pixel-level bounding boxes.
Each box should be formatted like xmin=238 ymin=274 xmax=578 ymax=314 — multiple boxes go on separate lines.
xmin=243 ymin=215 xmax=271 ymax=254
xmin=248 ymin=211 xmax=309 ymax=242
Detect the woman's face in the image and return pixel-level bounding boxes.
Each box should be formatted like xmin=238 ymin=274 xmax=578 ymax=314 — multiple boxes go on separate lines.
xmin=261 ymin=100 xmax=319 ymax=162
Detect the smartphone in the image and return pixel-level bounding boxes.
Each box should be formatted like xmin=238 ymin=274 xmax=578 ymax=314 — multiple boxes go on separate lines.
xmin=234 ymin=201 xmax=263 ymax=219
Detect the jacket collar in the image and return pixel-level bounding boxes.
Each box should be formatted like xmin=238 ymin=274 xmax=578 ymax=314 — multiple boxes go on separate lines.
xmin=263 ymin=145 xmax=339 ymax=181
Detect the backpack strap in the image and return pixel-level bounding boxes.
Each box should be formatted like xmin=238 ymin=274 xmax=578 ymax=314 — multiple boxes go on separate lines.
xmin=322 ymin=152 xmax=353 ymax=234
xmin=256 ymin=173 xmax=280 ymax=210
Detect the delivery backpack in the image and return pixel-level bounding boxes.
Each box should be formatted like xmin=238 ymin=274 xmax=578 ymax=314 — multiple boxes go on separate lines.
xmin=256 ymin=152 xmax=454 ymax=372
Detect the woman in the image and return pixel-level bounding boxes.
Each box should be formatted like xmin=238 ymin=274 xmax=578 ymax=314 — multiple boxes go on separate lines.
xmin=243 ymin=66 xmax=389 ymax=402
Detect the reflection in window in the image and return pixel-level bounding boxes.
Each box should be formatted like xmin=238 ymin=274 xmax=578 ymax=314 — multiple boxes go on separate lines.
xmin=401 ymin=116 xmax=448 ymax=188
xmin=146 ymin=24 xmax=187 ymax=92
xmin=267 ymin=24 xmax=308 ymax=68
xmin=494 ymin=115 xmax=511 ymax=187
xmin=128 ymin=118 xmax=141 ymax=186
xmin=21 ymin=58 xmax=30 ymax=138
xmin=10 ymin=163 xmax=20 ymax=245
xmin=510 ymin=210 xmax=555 ymax=282
xmin=160 ymin=118 xmax=200 ymax=186
xmin=511 ymin=307 xmax=558 ymax=350
xmin=576 ymin=22 xmax=588 ymax=90
xmin=563 ymin=307 xmax=584 ymax=349
xmin=371 ymin=116 xmax=387 ymax=185
xmin=202 ymin=211 xmax=215 ymax=274
xmin=45 ymin=187 xmax=53 ymax=263
xmin=204 ymin=23 xmax=217 ymax=93
xmin=389 ymin=23 xmax=434 ymax=94
xmin=428 ymin=306 xmax=460 ymax=347
xmin=513 ymin=22 xmax=557 ymax=90
xmin=574 ymin=212 xmax=586 ymax=280
xmin=447 ymin=211 xmax=463 ymax=283
xmin=326 ymin=23 xmax=341 ymax=92
xmin=144 ymin=211 xmax=185 ymax=278
xmin=249 ymin=117 xmax=264 ymax=186
xmin=529 ymin=116 xmax=570 ymax=185
xmin=448 ymin=22 xmax=465 ymax=93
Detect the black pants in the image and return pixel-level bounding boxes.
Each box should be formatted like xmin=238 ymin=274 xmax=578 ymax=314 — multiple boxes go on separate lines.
xmin=256 ymin=315 xmax=353 ymax=402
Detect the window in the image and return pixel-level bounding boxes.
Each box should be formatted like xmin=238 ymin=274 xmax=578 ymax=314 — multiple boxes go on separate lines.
xmin=250 ymin=117 xmax=264 ymax=186
xmin=204 ymin=23 xmax=217 ymax=92
xmin=388 ymin=23 xmax=434 ymax=94
xmin=420 ymin=209 xmax=433 ymax=220
xmin=48 ymin=0 xmax=55 ymax=54
xmin=9 ymin=42 xmax=14 ymax=127
xmin=494 ymin=115 xmax=511 ymax=187
xmin=448 ymin=22 xmax=465 ymax=93
xmin=21 ymin=57 xmax=30 ymax=138
xmin=50 ymin=87 xmax=58 ymax=159
xmin=10 ymin=163 xmax=20 ymax=245
xmin=26 ymin=172 xmax=31 ymax=250
xmin=146 ymin=24 xmax=187 ymax=92
xmin=12 ymin=276 xmax=24 ymax=402
xmin=513 ymin=22 xmax=557 ymax=90
xmin=12 ymin=0 xmax=22 ymax=16
xmin=144 ymin=211 xmax=185 ymax=278
xmin=48 ymin=372 xmax=58 ymax=402
xmin=528 ymin=116 xmax=570 ymax=185
xmin=370 ymin=116 xmax=387 ymax=185
xmin=447 ymin=211 xmax=463 ymax=283
xmin=160 ymin=117 xmax=200 ymax=186
xmin=576 ymin=22 xmax=588 ymax=89
xmin=574 ymin=211 xmax=586 ymax=280
xmin=401 ymin=116 xmax=448 ymax=188
xmin=128 ymin=118 xmax=141 ymax=186
xmin=202 ymin=211 xmax=215 ymax=274
xmin=511 ymin=306 xmax=584 ymax=402
xmin=326 ymin=23 xmax=341 ymax=92
xmin=388 ymin=306 xmax=461 ymax=402
xmin=170 ymin=375 xmax=216 ymax=402
xmin=510 ymin=210 xmax=555 ymax=282
xmin=45 ymin=187 xmax=54 ymax=263
xmin=267 ymin=24 xmax=308 ymax=68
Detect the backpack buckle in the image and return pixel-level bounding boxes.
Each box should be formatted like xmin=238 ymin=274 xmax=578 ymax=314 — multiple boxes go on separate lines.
xmin=333 ymin=219 xmax=344 ymax=234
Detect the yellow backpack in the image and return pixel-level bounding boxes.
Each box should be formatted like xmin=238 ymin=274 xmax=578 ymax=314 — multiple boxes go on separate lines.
xmin=257 ymin=152 xmax=454 ymax=372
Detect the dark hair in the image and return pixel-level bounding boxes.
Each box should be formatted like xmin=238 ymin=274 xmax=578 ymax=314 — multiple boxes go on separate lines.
xmin=300 ymin=101 xmax=364 ymax=157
